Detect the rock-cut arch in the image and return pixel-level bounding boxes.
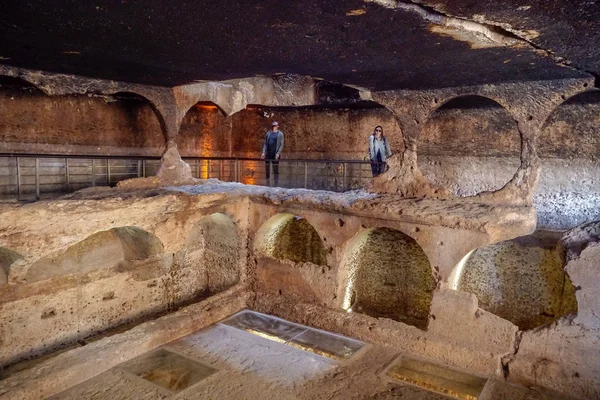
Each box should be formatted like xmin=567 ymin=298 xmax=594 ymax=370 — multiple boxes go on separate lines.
xmin=254 ymin=213 xmax=327 ymax=266
xmin=182 ymin=212 xmax=241 ymax=294
xmin=452 ymin=234 xmax=578 ymax=330
xmin=339 ymin=227 xmax=435 ymax=329
xmin=418 ymin=95 xmax=521 ymax=197
xmin=26 ymin=227 xmax=164 ymax=283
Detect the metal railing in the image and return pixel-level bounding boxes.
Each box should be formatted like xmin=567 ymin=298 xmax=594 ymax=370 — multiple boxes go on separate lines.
xmin=0 ymin=153 xmax=381 ymax=200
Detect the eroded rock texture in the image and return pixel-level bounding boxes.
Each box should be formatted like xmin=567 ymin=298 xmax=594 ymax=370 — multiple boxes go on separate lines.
xmin=458 ymin=235 xmax=577 ymax=330
xmin=340 ymin=228 xmax=435 ymax=328
xmin=254 ymin=213 xmax=327 ymax=266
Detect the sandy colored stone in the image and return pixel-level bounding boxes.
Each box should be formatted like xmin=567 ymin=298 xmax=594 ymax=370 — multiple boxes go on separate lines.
xmin=254 ymin=213 xmax=327 ymax=266
xmin=565 ymin=243 xmax=600 ymax=330
xmin=457 ymin=237 xmax=577 ymax=330
xmin=25 ymin=226 xmax=164 ymax=283
xmin=339 ymin=227 xmax=435 ymax=328
xmin=0 ymin=248 xmax=23 ymax=286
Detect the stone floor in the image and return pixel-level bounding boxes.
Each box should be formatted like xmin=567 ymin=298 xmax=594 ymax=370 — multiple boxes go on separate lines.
xmin=46 ymin=311 xmax=559 ymax=400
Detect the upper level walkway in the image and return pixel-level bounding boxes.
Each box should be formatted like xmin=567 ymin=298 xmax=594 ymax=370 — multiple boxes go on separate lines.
xmin=0 ymin=153 xmax=381 ymax=200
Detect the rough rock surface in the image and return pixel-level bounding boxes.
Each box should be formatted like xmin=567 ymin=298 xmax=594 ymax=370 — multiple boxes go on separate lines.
xmin=458 ymin=237 xmax=577 ymax=330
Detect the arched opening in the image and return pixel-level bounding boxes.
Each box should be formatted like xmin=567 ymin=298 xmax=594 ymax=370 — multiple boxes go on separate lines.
xmin=232 ymin=102 xmax=403 ymax=188
xmin=452 ymin=233 xmax=578 ymax=330
xmin=182 ymin=213 xmax=241 ymax=294
xmin=176 ymin=92 xmax=403 ymax=188
xmin=177 ymin=101 xmax=231 ymax=180
xmin=339 ymin=228 xmax=435 ymax=329
xmin=254 ymin=213 xmax=327 ymax=266
xmin=26 ymin=227 xmax=164 ymax=283
xmin=0 ymin=88 xmax=165 ymax=157
xmin=0 ymin=247 xmax=24 ymax=286
xmin=418 ymin=95 xmax=521 ymax=196
xmin=536 ymin=90 xmax=600 ymax=229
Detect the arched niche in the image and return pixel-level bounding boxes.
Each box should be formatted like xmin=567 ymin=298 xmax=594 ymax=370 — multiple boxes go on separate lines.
xmin=26 ymin=227 xmax=164 ymax=283
xmin=418 ymin=95 xmax=521 ymax=196
xmin=452 ymin=234 xmax=578 ymax=330
xmin=0 ymin=247 xmax=24 ymax=286
xmin=540 ymin=90 xmax=600 ymax=159
xmin=254 ymin=213 xmax=327 ymax=266
xmin=0 ymin=88 xmax=166 ymax=157
xmin=339 ymin=227 xmax=435 ymax=329
xmin=182 ymin=213 xmax=241 ymax=293
xmin=535 ymin=90 xmax=600 ymax=229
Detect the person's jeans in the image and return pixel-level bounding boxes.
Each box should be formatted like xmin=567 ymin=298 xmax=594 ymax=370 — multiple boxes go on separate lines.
xmin=370 ymin=161 xmax=385 ymax=177
xmin=371 ymin=151 xmax=385 ymax=177
xmin=265 ymin=156 xmax=279 ymax=186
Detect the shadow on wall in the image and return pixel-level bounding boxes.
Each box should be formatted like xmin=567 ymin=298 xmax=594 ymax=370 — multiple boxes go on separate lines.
xmin=180 ymin=212 xmax=241 ymax=296
xmin=254 ymin=213 xmax=327 ymax=266
xmin=339 ymin=228 xmax=435 ymax=330
xmin=25 ymin=226 xmax=164 ymax=283
xmin=0 ymin=247 xmax=24 ymax=285
xmin=452 ymin=232 xmax=578 ymax=330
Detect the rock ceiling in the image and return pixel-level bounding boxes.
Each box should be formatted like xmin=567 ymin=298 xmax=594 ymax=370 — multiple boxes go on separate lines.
xmin=0 ymin=0 xmax=597 ymax=90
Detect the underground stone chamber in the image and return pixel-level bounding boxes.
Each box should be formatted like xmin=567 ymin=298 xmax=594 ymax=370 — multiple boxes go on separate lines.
xmin=339 ymin=227 xmax=436 ymax=329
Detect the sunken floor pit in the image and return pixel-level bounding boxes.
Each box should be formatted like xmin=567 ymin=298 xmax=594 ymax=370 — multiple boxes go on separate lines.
xmin=0 ymin=180 xmax=598 ymax=400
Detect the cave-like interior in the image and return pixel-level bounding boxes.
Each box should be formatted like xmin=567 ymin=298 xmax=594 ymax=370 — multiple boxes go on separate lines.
xmin=1 ymin=1 xmax=600 ymax=399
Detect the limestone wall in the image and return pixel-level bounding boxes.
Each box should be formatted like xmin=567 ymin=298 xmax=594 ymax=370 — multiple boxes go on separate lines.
xmin=0 ymin=187 xmax=599 ymax=398
xmin=0 ymin=194 xmax=248 ymax=368
xmin=0 ymin=86 xmax=165 ymax=156
xmin=1 ymin=82 xmax=598 ymax=230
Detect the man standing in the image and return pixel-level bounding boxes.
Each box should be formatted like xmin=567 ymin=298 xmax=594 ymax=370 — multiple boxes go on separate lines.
xmin=261 ymin=121 xmax=284 ymax=186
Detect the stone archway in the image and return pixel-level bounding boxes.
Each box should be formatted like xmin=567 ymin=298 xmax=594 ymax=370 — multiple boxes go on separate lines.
xmin=418 ymin=95 xmax=521 ymax=196
xmin=339 ymin=227 xmax=435 ymax=329
xmin=254 ymin=213 xmax=327 ymax=266
xmin=452 ymin=234 xmax=578 ymax=330
xmin=536 ymin=90 xmax=600 ymax=229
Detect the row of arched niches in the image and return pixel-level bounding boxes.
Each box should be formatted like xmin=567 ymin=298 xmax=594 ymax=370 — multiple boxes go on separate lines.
xmin=254 ymin=213 xmax=578 ymax=331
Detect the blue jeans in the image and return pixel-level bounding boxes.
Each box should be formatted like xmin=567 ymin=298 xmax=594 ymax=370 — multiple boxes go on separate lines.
xmin=371 ymin=151 xmax=385 ymax=177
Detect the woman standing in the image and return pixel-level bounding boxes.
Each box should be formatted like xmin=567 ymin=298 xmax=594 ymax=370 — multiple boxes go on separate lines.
xmin=368 ymin=125 xmax=392 ymax=177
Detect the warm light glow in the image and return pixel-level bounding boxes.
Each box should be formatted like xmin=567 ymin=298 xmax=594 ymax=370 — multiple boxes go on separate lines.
xmin=341 ymin=230 xmax=371 ymax=311
xmin=196 ymin=104 xmax=218 ymax=110
xmin=449 ymin=249 xmax=475 ymax=290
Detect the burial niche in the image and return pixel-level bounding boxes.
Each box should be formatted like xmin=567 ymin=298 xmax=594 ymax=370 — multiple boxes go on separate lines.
xmin=340 ymin=228 xmax=435 ymax=329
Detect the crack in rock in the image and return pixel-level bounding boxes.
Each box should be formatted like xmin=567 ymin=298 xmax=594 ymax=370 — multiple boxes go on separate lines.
xmin=365 ymin=0 xmax=596 ymax=79
xmin=500 ymin=330 xmax=523 ymax=379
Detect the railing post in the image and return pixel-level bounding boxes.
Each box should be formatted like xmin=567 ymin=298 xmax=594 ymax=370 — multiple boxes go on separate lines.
xmin=107 ymin=159 xmax=111 ymax=186
xmin=65 ymin=158 xmax=70 ymax=192
xmin=91 ymin=159 xmax=96 ymax=186
xmin=137 ymin=159 xmax=142 ymax=177
xmin=35 ymin=158 xmax=40 ymax=200
xmin=304 ymin=161 xmax=308 ymax=189
xmin=359 ymin=161 xmax=362 ymax=186
xmin=142 ymin=159 xmax=146 ymax=178
xmin=342 ymin=162 xmax=347 ymax=192
xmin=16 ymin=157 xmax=21 ymax=200
xmin=207 ymin=159 xmax=211 ymax=179
xmin=219 ymin=159 xmax=223 ymax=181
xmin=234 ymin=159 xmax=238 ymax=182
